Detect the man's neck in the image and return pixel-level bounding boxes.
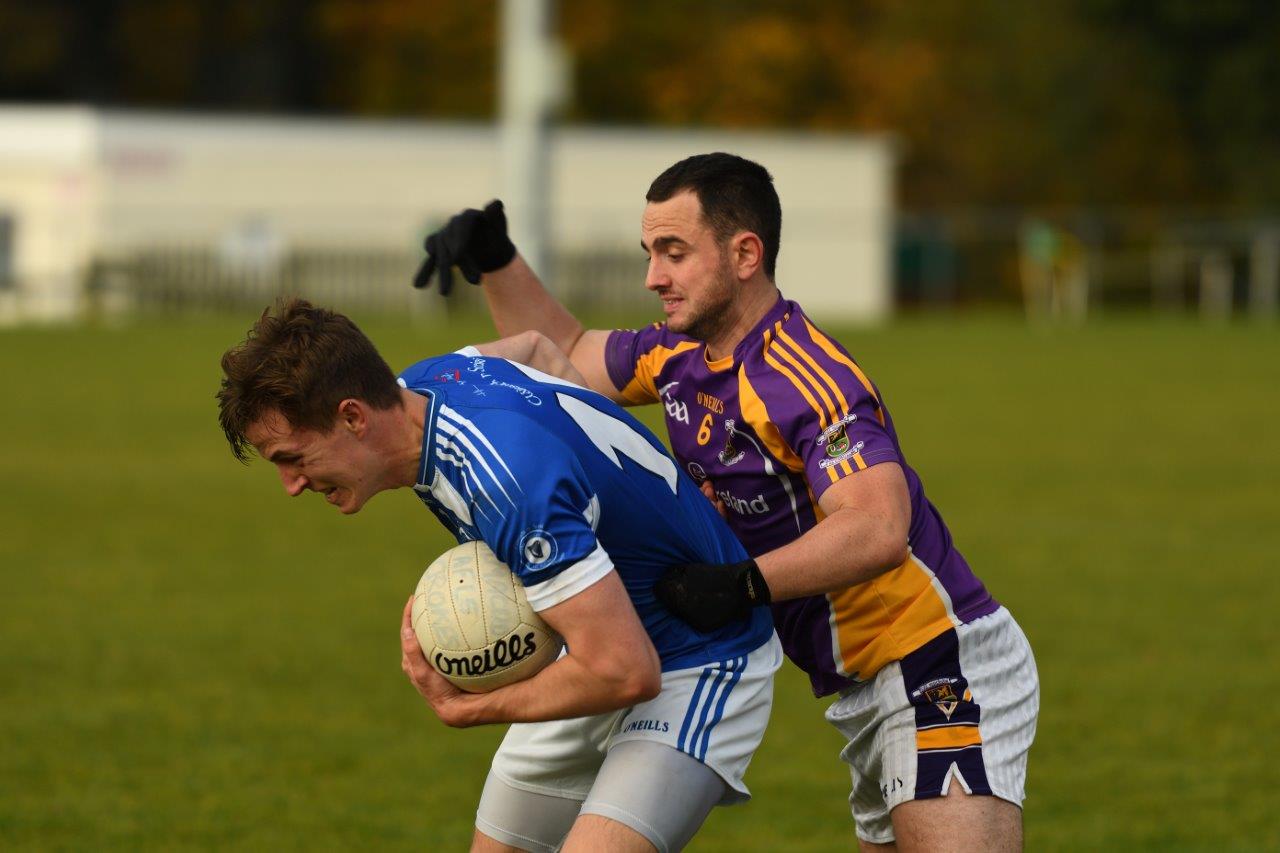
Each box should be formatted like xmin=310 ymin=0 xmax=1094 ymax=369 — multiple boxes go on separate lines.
xmin=393 ymin=388 xmax=430 ymax=488
xmin=704 ymin=281 xmax=781 ymax=361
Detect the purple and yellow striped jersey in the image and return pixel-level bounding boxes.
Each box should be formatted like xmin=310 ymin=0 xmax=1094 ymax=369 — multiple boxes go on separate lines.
xmin=605 ymin=296 xmax=998 ymax=697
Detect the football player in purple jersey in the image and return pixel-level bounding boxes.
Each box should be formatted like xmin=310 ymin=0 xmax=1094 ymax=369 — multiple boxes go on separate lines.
xmin=414 ymin=153 xmax=1039 ymax=852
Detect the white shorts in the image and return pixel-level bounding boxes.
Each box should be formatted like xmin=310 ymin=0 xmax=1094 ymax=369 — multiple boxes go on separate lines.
xmin=490 ymin=633 xmax=783 ymax=805
xmin=824 ymin=607 xmax=1039 ymax=844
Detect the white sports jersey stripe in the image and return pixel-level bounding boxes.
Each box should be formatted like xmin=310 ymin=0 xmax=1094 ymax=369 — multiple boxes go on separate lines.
xmin=421 ymin=471 xmax=474 ymax=526
xmin=727 ymin=426 xmax=804 ymax=537
xmin=910 ymin=549 xmax=962 ymax=628
xmin=435 ymin=418 xmax=518 ymax=511
xmin=522 ymin=542 xmax=615 ymax=611
xmin=439 ymin=404 xmax=524 ymax=493
xmin=433 ymin=446 xmax=493 ymax=522
xmin=435 ymin=437 xmax=504 ymax=518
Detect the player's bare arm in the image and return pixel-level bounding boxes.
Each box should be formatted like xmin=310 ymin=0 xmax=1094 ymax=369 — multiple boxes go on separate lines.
xmin=473 ymin=329 xmax=589 ymax=387
xmin=400 ymin=570 xmax=661 ymax=728
xmin=412 ymin=200 xmax=621 ymax=400
xmin=478 ymin=256 xmax=619 ymax=398
xmin=754 ymin=462 xmax=911 ymax=600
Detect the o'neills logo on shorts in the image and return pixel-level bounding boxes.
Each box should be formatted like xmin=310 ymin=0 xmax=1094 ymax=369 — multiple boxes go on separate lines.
xmin=434 ymin=632 xmax=539 ymax=677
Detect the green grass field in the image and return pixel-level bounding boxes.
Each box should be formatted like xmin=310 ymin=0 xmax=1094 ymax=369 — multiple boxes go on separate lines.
xmin=3 ymin=309 xmax=1277 ymax=851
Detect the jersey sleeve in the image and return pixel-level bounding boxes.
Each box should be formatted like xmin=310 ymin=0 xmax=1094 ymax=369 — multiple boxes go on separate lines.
xmin=604 ymin=324 xmax=700 ymax=405
xmin=397 ymin=352 xmax=469 ymax=389
xmin=472 ymin=424 xmax=614 ymax=612
xmin=753 ymin=318 xmax=902 ymax=503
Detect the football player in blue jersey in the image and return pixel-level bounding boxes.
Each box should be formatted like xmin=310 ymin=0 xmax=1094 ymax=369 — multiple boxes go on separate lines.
xmin=217 ymin=298 xmax=782 ymax=853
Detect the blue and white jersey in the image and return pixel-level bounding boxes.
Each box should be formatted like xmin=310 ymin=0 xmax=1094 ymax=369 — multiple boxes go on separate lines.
xmin=398 ymin=349 xmax=774 ymax=672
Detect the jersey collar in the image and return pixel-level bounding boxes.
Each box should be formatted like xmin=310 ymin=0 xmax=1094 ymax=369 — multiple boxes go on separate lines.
xmin=732 ymin=293 xmax=791 ymax=364
xmin=408 ymin=385 xmax=440 ymax=491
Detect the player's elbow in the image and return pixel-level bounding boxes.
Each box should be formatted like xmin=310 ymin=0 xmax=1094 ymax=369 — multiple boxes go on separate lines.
xmin=609 ymin=649 xmax=662 ymax=706
xmin=876 ymin=536 xmax=910 ymax=573
xmin=872 ymin=520 xmax=911 ymax=572
xmin=520 ymin=328 xmax=553 ymax=350
xmin=858 ymin=508 xmax=910 ymax=574
xmin=621 ymin=664 xmax=662 ymax=705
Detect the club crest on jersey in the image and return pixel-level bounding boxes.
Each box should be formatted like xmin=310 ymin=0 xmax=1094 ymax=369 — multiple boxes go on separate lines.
xmin=718 ymin=419 xmax=745 ymax=466
xmin=817 ymin=413 xmax=858 ymax=458
xmin=518 ymin=529 xmax=558 ymax=567
xmin=687 ymin=462 xmax=707 ymax=481
xmin=818 ymin=440 xmax=864 ymax=470
xmin=659 ymin=381 xmax=689 ymax=424
xmin=433 ymin=368 xmax=463 ymax=384
xmin=913 ymin=678 xmax=964 ymax=720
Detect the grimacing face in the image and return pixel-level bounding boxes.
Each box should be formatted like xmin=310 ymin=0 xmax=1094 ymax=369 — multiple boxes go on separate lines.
xmin=641 ymin=191 xmax=737 ymax=342
xmin=245 ymin=408 xmax=381 ymax=515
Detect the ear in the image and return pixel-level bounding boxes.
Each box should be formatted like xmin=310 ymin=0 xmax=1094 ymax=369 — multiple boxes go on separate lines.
xmin=730 ymin=232 xmax=764 ymax=281
xmin=336 ymin=398 xmax=370 ymax=437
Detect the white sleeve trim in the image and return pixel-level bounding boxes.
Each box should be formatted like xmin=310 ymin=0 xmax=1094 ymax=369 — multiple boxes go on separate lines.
xmin=453 ymin=345 xmax=482 ymax=357
xmin=523 ymin=543 xmax=615 ymax=611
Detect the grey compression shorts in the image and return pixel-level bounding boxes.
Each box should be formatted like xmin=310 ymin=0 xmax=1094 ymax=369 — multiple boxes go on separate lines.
xmin=475 ymin=740 xmax=726 ymax=853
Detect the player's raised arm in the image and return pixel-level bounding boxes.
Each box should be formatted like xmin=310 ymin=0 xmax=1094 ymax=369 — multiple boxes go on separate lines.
xmin=471 ymin=330 xmax=589 ymax=388
xmin=412 ymin=200 xmax=622 ymax=401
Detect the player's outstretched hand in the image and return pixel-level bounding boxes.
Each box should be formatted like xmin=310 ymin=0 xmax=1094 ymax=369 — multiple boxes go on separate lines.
xmin=412 ymin=199 xmax=517 ymax=295
xmin=655 ymin=559 xmax=771 ymax=633
xmin=400 ymin=596 xmax=474 ymax=727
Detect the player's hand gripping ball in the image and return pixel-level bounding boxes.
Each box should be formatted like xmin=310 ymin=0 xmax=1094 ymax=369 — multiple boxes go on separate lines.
xmin=411 ymin=540 xmax=562 ymax=693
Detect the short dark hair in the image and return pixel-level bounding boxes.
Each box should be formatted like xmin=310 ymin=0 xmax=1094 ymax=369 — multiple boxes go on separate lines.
xmin=646 ymin=152 xmax=782 ymax=279
xmin=217 ymin=298 xmax=402 ymax=462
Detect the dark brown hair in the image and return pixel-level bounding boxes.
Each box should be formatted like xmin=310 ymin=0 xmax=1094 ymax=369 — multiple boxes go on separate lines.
xmin=217 ymin=298 xmax=402 ymax=462
xmin=646 ymin=152 xmax=782 ymax=279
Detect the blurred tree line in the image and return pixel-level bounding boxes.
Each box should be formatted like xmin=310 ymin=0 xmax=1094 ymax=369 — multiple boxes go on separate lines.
xmin=1 ymin=0 xmax=1277 ymax=210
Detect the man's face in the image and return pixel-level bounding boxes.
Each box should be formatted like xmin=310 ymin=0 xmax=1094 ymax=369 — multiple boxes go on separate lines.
xmin=245 ymin=408 xmax=379 ymax=515
xmin=641 ymin=191 xmax=737 ymax=341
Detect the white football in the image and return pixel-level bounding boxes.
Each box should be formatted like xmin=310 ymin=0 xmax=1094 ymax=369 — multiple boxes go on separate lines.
xmin=411 ymin=540 xmax=563 ymax=693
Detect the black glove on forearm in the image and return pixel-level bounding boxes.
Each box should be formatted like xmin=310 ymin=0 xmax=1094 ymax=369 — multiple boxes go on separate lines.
xmin=412 ymin=199 xmax=517 ymax=295
xmin=655 ymin=559 xmax=771 ymax=633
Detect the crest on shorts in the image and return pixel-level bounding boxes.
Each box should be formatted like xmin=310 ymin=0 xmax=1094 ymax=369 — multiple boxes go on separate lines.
xmin=914 ymin=678 xmax=962 ymax=720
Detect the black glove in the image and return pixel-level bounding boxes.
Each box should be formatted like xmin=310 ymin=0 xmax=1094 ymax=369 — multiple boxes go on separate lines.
xmin=412 ymin=199 xmax=517 ymax=295
xmin=655 ymin=559 xmax=771 ymax=633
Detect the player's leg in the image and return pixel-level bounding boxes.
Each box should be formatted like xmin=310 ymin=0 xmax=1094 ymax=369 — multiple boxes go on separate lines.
xmin=858 ymin=841 xmax=896 ymax=853
xmin=475 ymin=712 xmax=623 ymax=852
xmin=825 ymin=677 xmax=899 ymax=848
xmin=886 ymin=608 xmax=1037 ymax=851
xmin=570 ymin=635 xmax=783 ymax=852
xmin=472 ymin=773 xmax=586 ymax=852
xmin=562 ymin=815 xmax=657 ymax=853
xmin=827 ymin=608 xmax=1038 ymax=850
xmin=888 ymin=785 xmax=1022 ymax=852
xmin=850 ymin=790 xmax=1021 ymax=853
xmin=565 ymin=740 xmax=726 ymax=852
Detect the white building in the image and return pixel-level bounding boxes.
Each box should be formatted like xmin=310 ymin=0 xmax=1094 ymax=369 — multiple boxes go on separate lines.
xmin=0 ymin=107 xmax=895 ymax=324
